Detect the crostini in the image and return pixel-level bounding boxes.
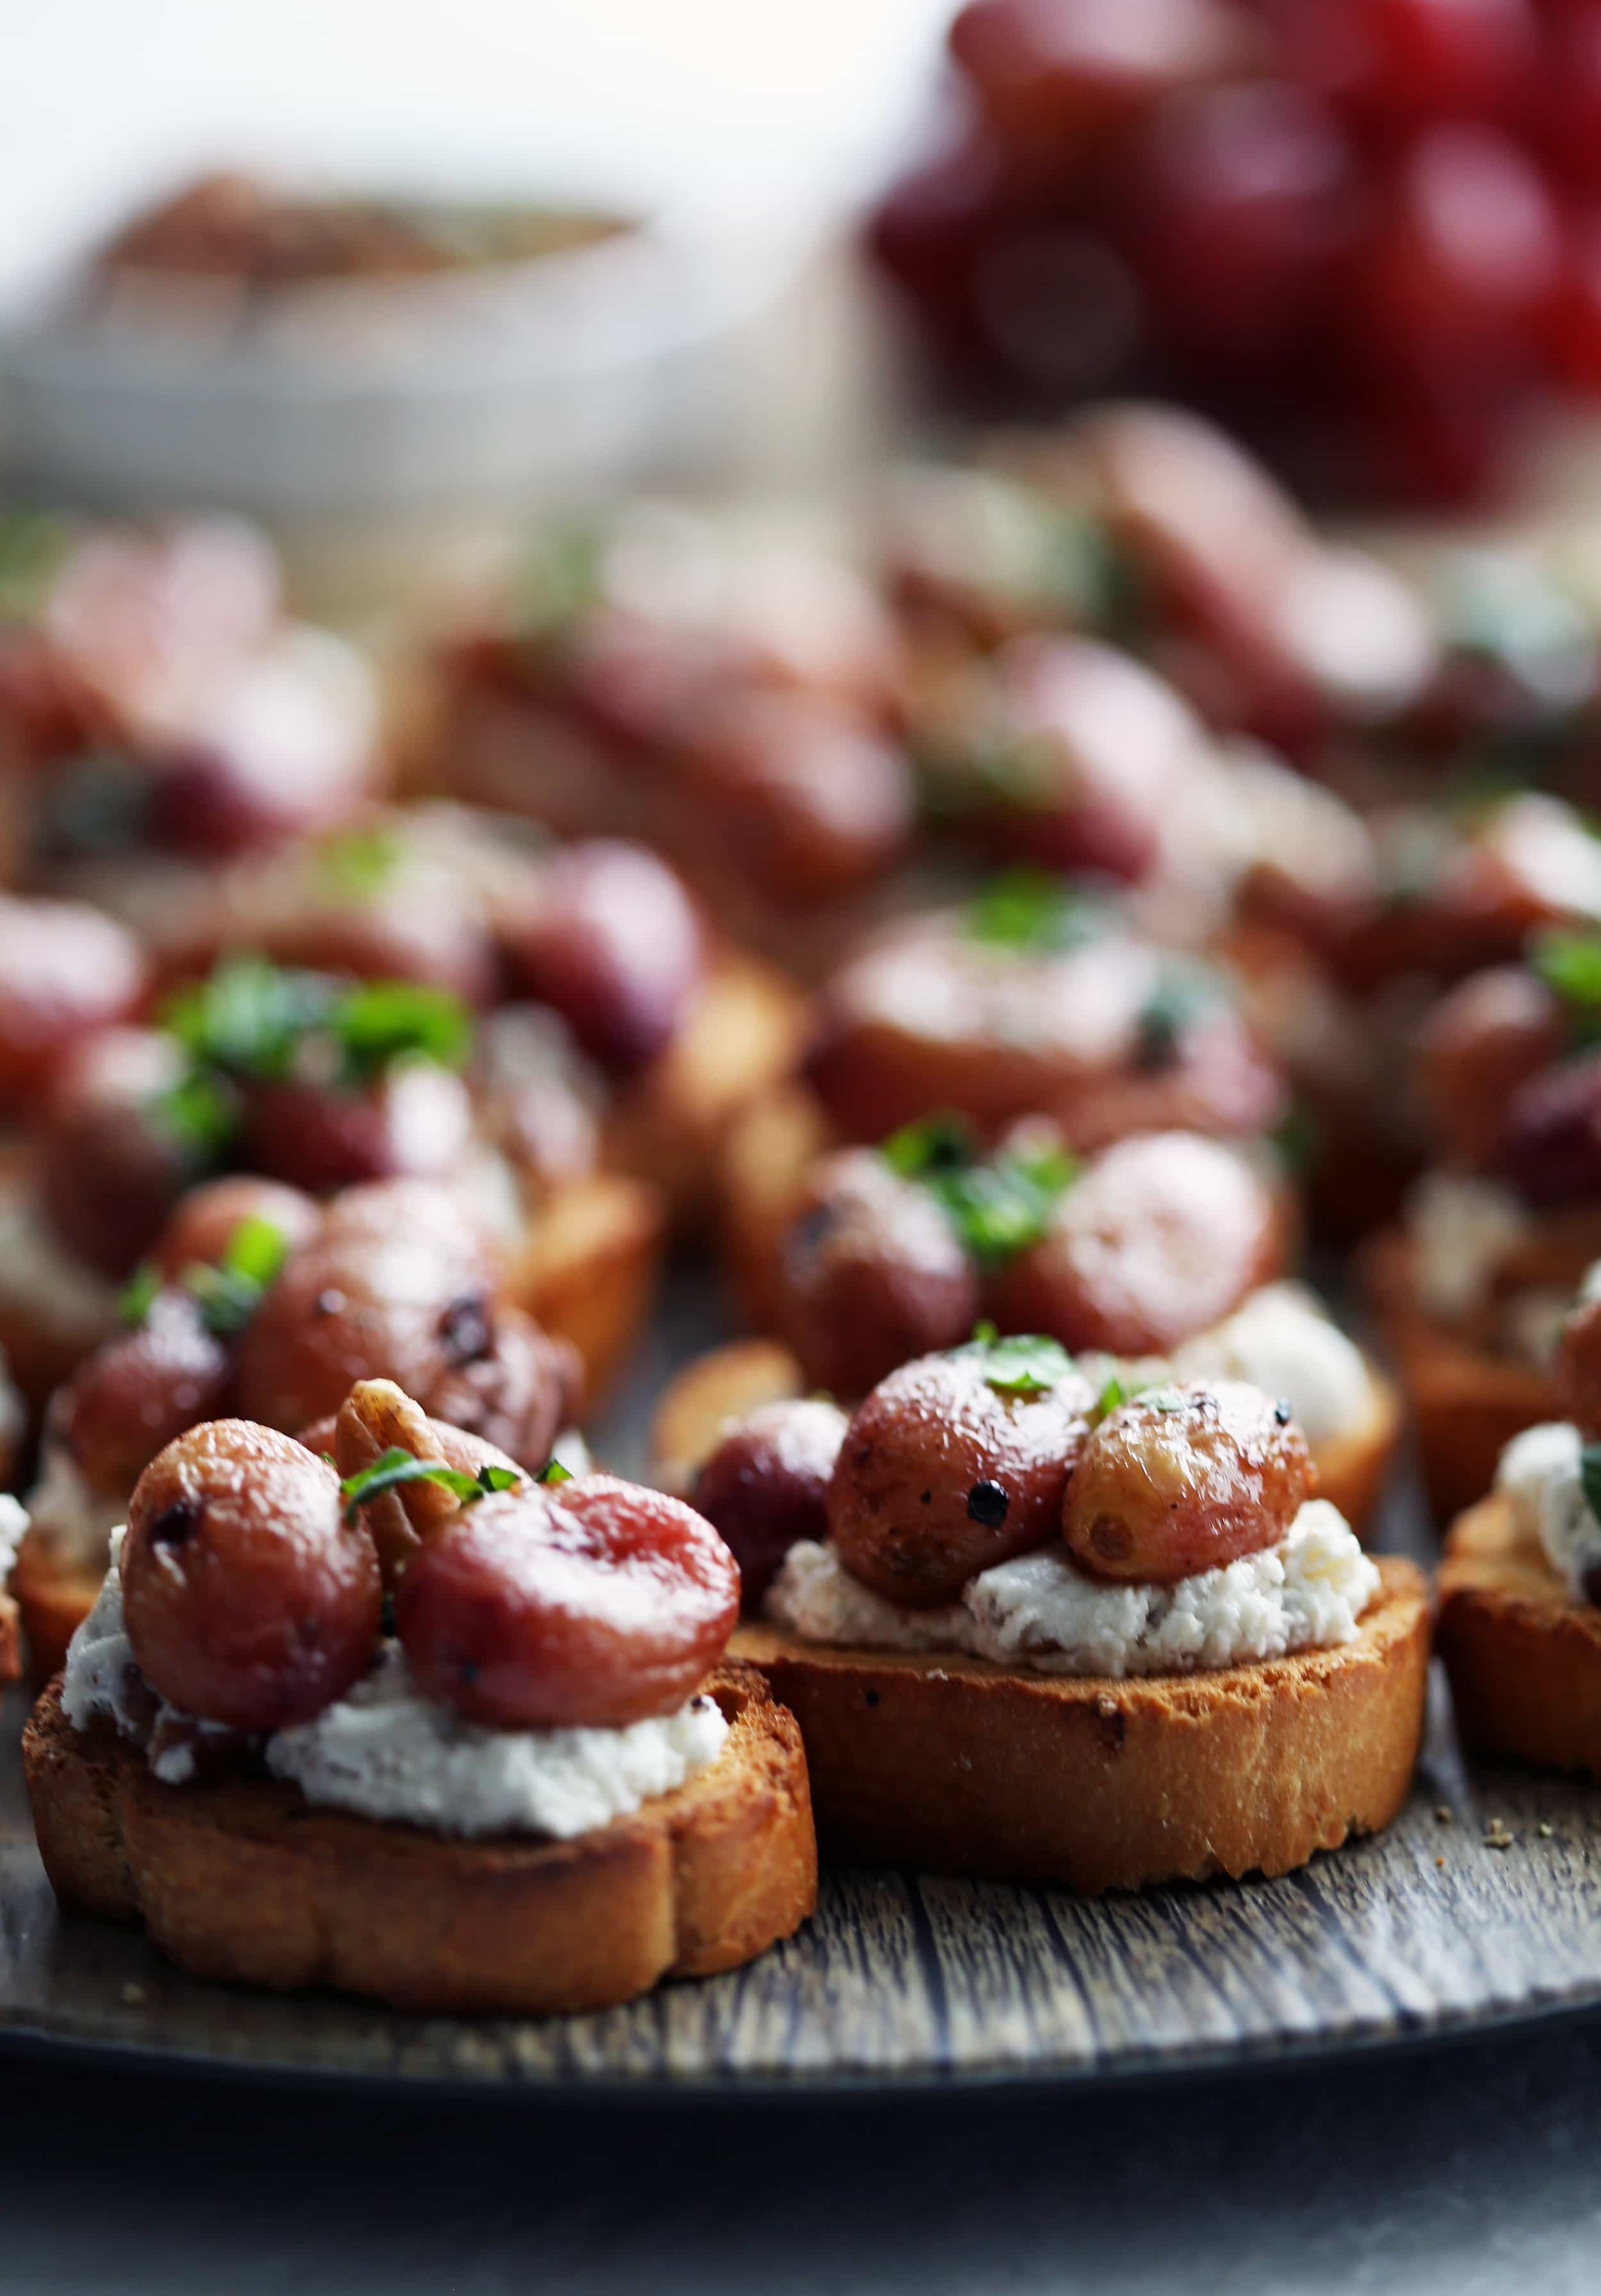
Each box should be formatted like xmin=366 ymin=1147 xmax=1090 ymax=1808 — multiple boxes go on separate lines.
xmin=711 ymin=1105 xmax=1399 ymax=1535
xmin=1438 ymin=1269 xmax=1601 ymax=1780
xmin=24 ymin=1381 xmax=816 ymax=2013
xmin=1365 ymin=927 xmax=1601 ymax=1517
xmin=663 ymin=1337 xmax=1429 ymax=1889
xmin=8 ymin=1176 xmax=591 ymax=1681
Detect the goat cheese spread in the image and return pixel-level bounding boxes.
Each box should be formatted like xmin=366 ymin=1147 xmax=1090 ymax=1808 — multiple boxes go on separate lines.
xmin=0 ymin=1494 xmax=26 ymax=1583
xmin=1406 ymin=1171 xmax=1531 ymax=1324
xmin=1494 ymin=1421 xmax=1601 ymax=1598
xmin=766 ymin=1499 xmax=1378 ymax=1679
xmin=61 ymin=1538 xmax=729 ymax=1831
xmin=1170 ymin=1283 xmax=1374 ymax=1447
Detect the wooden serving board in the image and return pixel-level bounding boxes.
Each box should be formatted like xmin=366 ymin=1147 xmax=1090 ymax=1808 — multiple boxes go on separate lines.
xmin=4 ymin=1279 xmax=1601 ymax=2093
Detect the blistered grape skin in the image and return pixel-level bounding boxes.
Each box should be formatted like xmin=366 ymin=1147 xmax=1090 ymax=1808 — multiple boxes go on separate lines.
xmin=694 ymin=1398 xmax=849 ymax=1611
xmin=53 ymin=1288 xmax=236 ymax=1494
xmin=501 ymin=840 xmax=704 ymax=1074
xmin=150 ymin=1175 xmax=321 ymax=1282
xmin=775 ymin=1149 xmax=980 ymax=1396
xmin=238 ymin=1065 xmax=475 ymax=1196
xmin=986 ymin=1132 xmax=1287 ymax=1355
xmin=37 ymin=1027 xmax=207 ymax=1278
xmin=1498 ymin=1048 xmax=1601 ymax=1209
xmin=827 ymin=1349 xmax=1096 ymax=1608
xmin=121 ymin=1421 xmax=381 ymax=1730
xmin=394 ymin=1476 xmax=740 ymax=1728
xmin=1061 ymin=1380 xmax=1312 ymax=1584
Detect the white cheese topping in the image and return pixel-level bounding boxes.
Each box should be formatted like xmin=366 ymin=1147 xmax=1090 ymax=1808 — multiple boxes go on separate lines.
xmin=0 ymin=1187 xmax=118 ymax=1351
xmin=1406 ymin=1171 xmax=1531 ymax=1324
xmin=266 ymin=1649 xmax=728 ymax=1839
xmin=60 ymin=1536 xmax=729 ymax=1837
xmin=766 ymin=1499 xmax=1378 ymax=1679
xmin=24 ymin=1440 xmax=129 ymax=1575
xmin=1494 ymin=1421 xmax=1601 ymax=1598
xmin=1171 ymin=1283 xmax=1375 ymax=1447
xmin=0 ymin=1493 xmax=28 ymax=1584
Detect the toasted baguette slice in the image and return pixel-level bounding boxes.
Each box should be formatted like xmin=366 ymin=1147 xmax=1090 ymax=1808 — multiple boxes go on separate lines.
xmin=1364 ymin=1229 xmax=1552 ymax=1522
xmin=508 ymin=1171 xmax=665 ymax=1406
xmin=648 ymin=1336 xmax=1402 ymax=1540
xmin=731 ymin=1559 xmax=1428 ymax=1892
xmin=1438 ymin=1495 xmax=1601 ymax=1779
xmin=24 ymin=1661 xmax=815 ymax=2015
xmin=10 ymin=1529 xmax=99 ymax=1689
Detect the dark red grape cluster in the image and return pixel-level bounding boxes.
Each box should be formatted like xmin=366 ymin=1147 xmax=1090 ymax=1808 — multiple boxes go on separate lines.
xmin=867 ymin=0 xmax=1601 ymax=506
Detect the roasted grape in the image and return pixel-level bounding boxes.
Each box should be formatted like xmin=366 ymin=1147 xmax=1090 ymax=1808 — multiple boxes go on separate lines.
xmin=150 ymin=1175 xmax=321 ymax=1282
xmin=693 ymin=1398 xmax=849 ymax=1610
xmin=1062 ymin=1380 xmax=1312 ymax=1583
xmin=0 ymin=897 xmax=147 ymax=1105
xmin=776 ymin=1149 xmax=980 ymax=1396
xmin=38 ymin=1027 xmax=213 ymax=1278
xmin=501 ymin=840 xmax=704 ymax=1073
xmin=1499 ymin=1048 xmax=1601 ymax=1209
xmin=828 ymin=1346 xmax=1094 ymax=1606
xmin=987 ymin=1132 xmax=1287 ymax=1356
xmin=238 ymin=1063 xmax=475 ymax=1196
xmin=395 ymin=1475 xmax=739 ymax=1727
xmin=121 ymin=1421 xmax=380 ymax=1729
xmin=53 ymin=1288 xmax=234 ymax=1494
xmin=1416 ymin=965 xmax=1566 ymax=1166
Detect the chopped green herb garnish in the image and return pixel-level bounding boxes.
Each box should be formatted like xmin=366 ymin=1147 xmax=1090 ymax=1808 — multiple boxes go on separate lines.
xmin=162 ymin=958 xmax=334 ymax=1083
xmin=536 ymin=1458 xmax=574 ymax=1486
xmin=0 ymin=511 xmax=70 ymax=624
xmin=966 ymin=868 xmax=1103 ymax=952
xmin=1134 ymin=969 xmax=1215 ymax=1072
xmin=1096 ymin=1376 xmax=1127 ymax=1417
xmin=178 ymin=1216 xmax=291 ymax=1336
xmin=881 ymin=1113 xmax=976 ymax=1179
xmin=152 ymin=1070 xmax=237 ymax=1162
xmin=340 ymin=1448 xmax=523 ymax=1524
xmin=117 ymin=1263 xmax=160 ymax=1326
xmin=330 ymin=979 xmax=472 ymax=1082
xmin=315 ymin=824 xmax=404 ymax=899
xmin=1532 ymin=929 xmax=1601 ymax=1044
xmin=516 ymin=523 xmax=603 ymax=646
xmin=961 ymin=1326 xmax=1075 ymax=1398
xmin=881 ymin=1117 xmax=1077 ymax=1269
xmin=1272 ymin=1098 xmax=1321 ymax=1178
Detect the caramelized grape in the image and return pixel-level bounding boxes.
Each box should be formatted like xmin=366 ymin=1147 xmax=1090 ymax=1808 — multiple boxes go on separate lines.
xmin=422 ymin=1305 xmax=581 ymax=1480
xmin=150 ymin=1175 xmax=321 ymax=1282
xmin=1062 ymin=1380 xmax=1312 ymax=1583
xmin=693 ymin=1398 xmax=849 ymax=1610
xmin=0 ymin=898 xmax=147 ymax=1104
xmin=395 ymin=1475 xmax=739 ymax=1727
xmin=122 ymin=1421 xmax=380 ymax=1729
xmin=53 ymin=1288 xmax=234 ymax=1493
xmin=502 ymin=840 xmax=704 ymax=1073
xmin=987 ymin=1132 xmax=1287 ymax=1355
xmin=1416 ymin=965 xmax=1565 ymax=1166
xmin=37 ymin=1027 xmax=211 ymax=1278
xmin=238 ymin=1064 xmax=475 ymax=1196
xmin=828 ymin=1347 xmax=1094 ymax=1607
xmin=776 ymin=1149 xmax=980 ymax=1396
xmin=1498 ymin=1048 xmax=1601 ymax=1209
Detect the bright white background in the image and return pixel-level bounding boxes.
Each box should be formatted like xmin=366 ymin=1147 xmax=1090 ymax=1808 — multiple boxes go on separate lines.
xmin=1 ymin=0 xmax=952 ymax=286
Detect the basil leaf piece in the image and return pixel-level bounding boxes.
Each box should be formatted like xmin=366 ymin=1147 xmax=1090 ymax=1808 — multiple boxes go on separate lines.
xmin=339 ymin=1449 xmax=484 ymax=1524
xmin=179 ymin=1217 xmax=290 ymax=1337
xmin=153 ymin=1071 xmax=237 ymax=1161
xmin=535 ymin=1459 xmax=573 ymax=1486
xmin=1581 ymin=1443 xmax=1601 ymax=1528
xmin=1134 ymin=968 xmax=1216 ymax=1073
xmin=220 ymin=1214 xmax=289 ymax=1290
xmin=1532 ymin=929 xmax=1601 ymax=1046
xmin=316 ymin=824 xmax=404 ymax=899
xmin=882 ymin=1118 xmax=1077 ymax=1269
xmin=1097 ymin=1376 xmax=1127 ymax=1418
xmin=162 ymin=957 xmax=334 ymax=1083
xmin=117 ymin=1264 xmax=160 ymax=1326
xmin=331 ymin=980 xmax=473 ymax=1082
xmin=477 ymin=1463 xmax=522 ymax=1494
xmin=961 ymin=1328 xmax=1075 ymax=1398
xmin=966 ymin=868 xmax=1102 ymax=952
xmin=881 ymin=1113 xmax=977 ymax=1180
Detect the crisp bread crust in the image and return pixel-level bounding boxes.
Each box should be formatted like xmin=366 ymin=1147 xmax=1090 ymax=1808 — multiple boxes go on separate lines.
xmin=22 ymin=1661 xmax=817 ymax=2015
xmin=1439 ymin=1495 xmax=1601 ymax=1780
xmin=731 ymin=1558 xmax=1430 ymax=1892
xmin=1364 ymin=1228 xmax=1552 ymax=1523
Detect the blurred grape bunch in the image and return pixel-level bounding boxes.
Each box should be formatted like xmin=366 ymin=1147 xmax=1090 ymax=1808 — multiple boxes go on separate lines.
xmin=865 ymin=0 xmax=1601 ymax=509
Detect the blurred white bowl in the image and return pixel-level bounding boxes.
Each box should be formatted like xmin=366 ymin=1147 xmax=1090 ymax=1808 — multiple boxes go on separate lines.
xmin=0 ymin=202 xmax=786 ymax=515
